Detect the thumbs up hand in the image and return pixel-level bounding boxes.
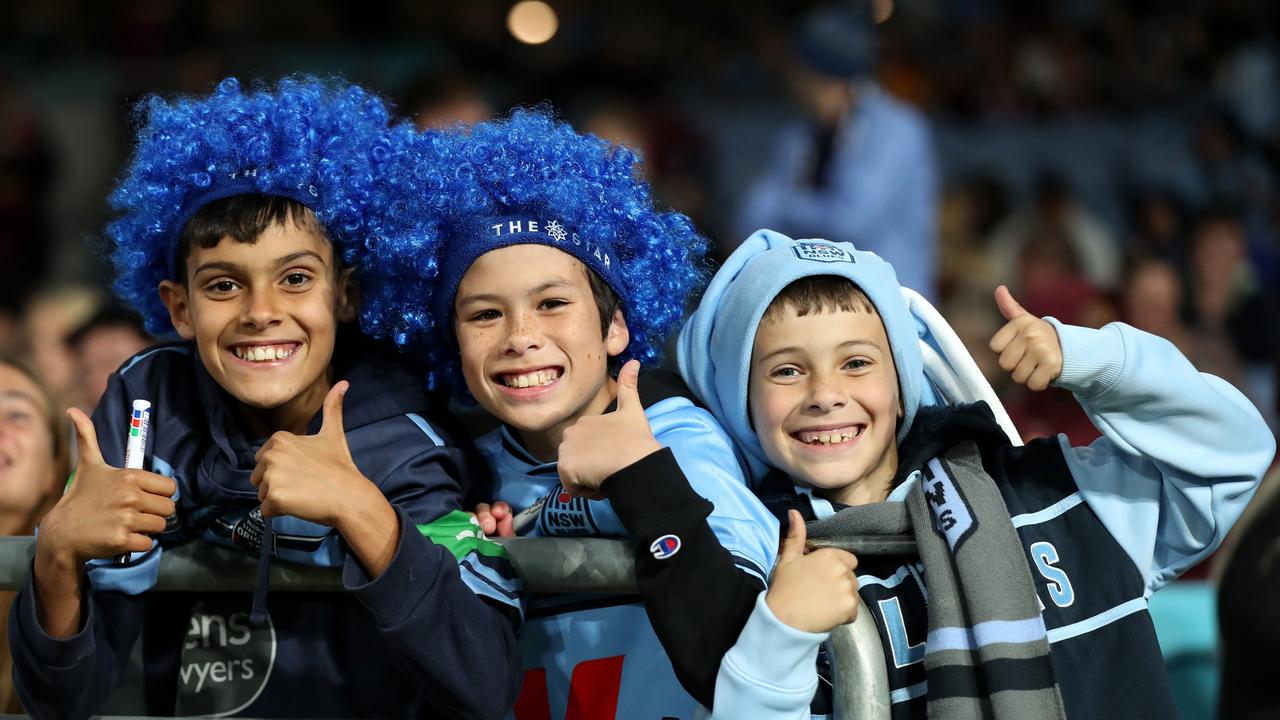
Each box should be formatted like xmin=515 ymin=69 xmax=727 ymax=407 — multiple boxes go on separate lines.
xmin=32 ymin=408 xmax=178 ymax=638
xmin=251 ymin=381 xmax=374 ymax=526
xmin=988 ymin=285 xmax=1064 ymax=391
xmin=558 ymin=360 xmax=663 ymax=500
xmin=765 ymin=510 xmax=861 ymax=633
xmin=37 ymin=408 xmax=178 ymax=566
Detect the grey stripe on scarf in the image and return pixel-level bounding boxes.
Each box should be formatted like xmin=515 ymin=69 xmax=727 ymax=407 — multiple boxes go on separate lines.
xmin=807 ymin=441 xmax=1066 ymax=719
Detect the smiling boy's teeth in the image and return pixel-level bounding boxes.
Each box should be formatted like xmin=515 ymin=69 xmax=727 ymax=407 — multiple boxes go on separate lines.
xmin=503 ymin=369 xmax=560 ymax=388
xmin=798 ymin=427 xmax=861 ymax=445
xmin=234 ymin=344 xmax=295 ymax=363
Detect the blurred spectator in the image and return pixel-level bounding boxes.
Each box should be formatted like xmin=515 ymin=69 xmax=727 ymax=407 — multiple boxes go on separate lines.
xmin=1013 ymin=229 xmax=1098 ymax=325
xmin=1185 ymin=209 xmax=1280 ymax=433
xmin=988 ymin=173 xmax=1121 ymax=291
xmin=582 ymin=97 xmax=714 ymax=234
xmin=402 ymin=72 xmax=495 ymax=129
xmin=1122 ymin=258 xmax=1193 ymax=356
xmin=734 ymin=1 xmax=938 ymax=296
xmin=0 ymin=356 xmax=69 ymax=714
xmin=1191 ymin=110 xmax=1274 ymax=214
xmin=18 ymin=286 xmax=103 ymax=406
xmin=1127 ymin=190 xmax=1190 ymax=274
xmin=64 ymin=304 xmax=152 ymax=413
xmin=936 ymin=177 xmax=1007 ymax=300
xmin=0 ymin=304 xmax=17 ymax=358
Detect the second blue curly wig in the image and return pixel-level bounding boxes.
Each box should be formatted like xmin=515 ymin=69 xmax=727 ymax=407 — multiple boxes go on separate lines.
xmin=107 ymin=75 xmax=411 ymax=336
xmin=358 ymin=108 xmax=710 ymax=391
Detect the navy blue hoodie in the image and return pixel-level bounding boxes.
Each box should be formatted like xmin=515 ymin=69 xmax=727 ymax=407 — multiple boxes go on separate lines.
xmin=9 ymin=338 xmax=523 ymax=719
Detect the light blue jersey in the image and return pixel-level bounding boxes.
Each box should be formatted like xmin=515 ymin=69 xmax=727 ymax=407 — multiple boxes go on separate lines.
xmin=477 ymin=373 xmax=779 ymax=720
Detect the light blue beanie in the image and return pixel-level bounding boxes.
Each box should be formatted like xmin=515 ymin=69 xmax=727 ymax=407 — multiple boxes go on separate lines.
xmin=676 ymin=229 xmax=924 ymax=482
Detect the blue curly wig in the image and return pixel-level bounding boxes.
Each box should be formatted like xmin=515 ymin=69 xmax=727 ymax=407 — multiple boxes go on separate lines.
xmin=358 ymin=108 xmax=709 ymax=391
xmin=107 ymin=75 xmax=412 ymax=336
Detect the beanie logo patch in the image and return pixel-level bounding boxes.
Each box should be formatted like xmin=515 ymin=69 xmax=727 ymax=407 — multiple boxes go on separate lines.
xmin=792 ymin=242 xmax=854 ymax=264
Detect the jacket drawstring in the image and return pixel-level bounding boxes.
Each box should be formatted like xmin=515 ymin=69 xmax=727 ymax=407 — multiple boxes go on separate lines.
xmin=250 ymin=514 xmax=273 ymax=625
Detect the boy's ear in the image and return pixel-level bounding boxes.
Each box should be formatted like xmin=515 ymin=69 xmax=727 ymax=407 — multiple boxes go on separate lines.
xmin=605 ymin=309 xmax=630 ymax=358
xmin=335 ymin=268 xmax=358 ymax=323
xmin=157 ymin=280 xmax=196 ymax=340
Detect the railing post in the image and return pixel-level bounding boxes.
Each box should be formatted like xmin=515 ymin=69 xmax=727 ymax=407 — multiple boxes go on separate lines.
xmin=826 ymin=598 xmax=893 ymax=720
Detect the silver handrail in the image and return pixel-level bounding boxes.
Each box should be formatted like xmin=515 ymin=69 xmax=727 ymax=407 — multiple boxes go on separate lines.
xmin=0 ymin=535 xmax=913 ymax=719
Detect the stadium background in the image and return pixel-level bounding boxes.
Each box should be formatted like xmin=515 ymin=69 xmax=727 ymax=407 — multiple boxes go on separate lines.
xmin=1 ymin=1 xmax=1277 ymax=718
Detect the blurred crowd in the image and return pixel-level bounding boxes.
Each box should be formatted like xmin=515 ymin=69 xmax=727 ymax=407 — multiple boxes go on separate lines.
xmin=0 ymin=2 xmax=1277 ymax=717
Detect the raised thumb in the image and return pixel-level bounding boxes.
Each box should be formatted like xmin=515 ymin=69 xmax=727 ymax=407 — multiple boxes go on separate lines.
xmin=613 ymin=359 xmax=642 ymax=414
xmin=779 ymin=509 xmax=808 ymax=560
xmin=994 ymin=285 xmax=1028 ymax=321
xmin=319 ymin=381 xmax=349 ymax=437
xmin=66 ymin=407 xmax=104 ymax=468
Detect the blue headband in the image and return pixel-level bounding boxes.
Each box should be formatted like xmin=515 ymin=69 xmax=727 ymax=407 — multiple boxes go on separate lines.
xmin=431 ymin=211 xmax=627 ymax=343
xmin=163 ymin=173 xmax=321 ymax=276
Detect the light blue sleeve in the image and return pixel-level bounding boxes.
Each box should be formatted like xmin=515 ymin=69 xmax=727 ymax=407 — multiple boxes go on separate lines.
xmin=1047 ymin=319 xmax=1275 ymax=595
xmin=704 ymin=591 xmax=824 ymax=720
xmin=84 ymin=543 xmax=162 ymax=594
xmin=647 ymin=399 xmax=780 ymax=584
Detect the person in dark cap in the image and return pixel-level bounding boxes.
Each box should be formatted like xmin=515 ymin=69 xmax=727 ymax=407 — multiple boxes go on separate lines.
xmin=735 ymin=1 xmax=939 ymax=297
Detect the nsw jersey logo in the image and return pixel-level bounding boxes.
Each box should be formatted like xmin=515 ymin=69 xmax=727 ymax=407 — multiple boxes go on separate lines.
xmin=537 ymin=487 xmax=600 ymax=536
xmin=791 ymin=242 xmax=855 ymax=264
xmin=649 ymin=534 xmax=681 ymax=559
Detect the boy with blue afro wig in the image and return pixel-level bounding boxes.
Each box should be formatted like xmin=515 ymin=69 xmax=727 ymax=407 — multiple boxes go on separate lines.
xmin=360 ymin=108 xmax=780 ymax=717
xmin=10 ymin=76 xmax=523 ymax=719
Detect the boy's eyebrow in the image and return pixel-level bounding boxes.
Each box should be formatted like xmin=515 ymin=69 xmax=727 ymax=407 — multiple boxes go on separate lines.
xmin=529 ymin=279 xmax=574 ymax=295
xmin=191 ymin=260 xmax=243 ymax=277
xmin=756 ymin=339 xmax=884 ymax=365
xmin=274 ymin=250 xmax=327 ymax=267
xmin=456 ymin=279 xmax=576 ymax=307
xmin=192 ymin=250 xmax=326 ymax=277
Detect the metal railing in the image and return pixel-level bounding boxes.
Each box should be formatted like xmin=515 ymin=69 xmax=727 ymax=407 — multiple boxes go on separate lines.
xmin=0 ymin=535 xmax=915 ymax=720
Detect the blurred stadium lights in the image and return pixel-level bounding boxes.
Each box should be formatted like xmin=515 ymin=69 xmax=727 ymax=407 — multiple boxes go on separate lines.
xmin=873 ymin=0 xmax=893 ymax=24
xmin=507 ymin=1 xmax=559 ymax=45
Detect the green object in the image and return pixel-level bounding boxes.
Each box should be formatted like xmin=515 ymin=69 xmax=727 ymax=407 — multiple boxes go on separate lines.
xmin=416 ymin=510 xmax=508 ymax=561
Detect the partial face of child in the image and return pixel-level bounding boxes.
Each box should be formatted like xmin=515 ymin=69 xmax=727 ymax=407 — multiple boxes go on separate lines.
xmin=0 ymin=363 xmax=59 ymax=519
xmin=159 ymin=221 xmax=354 ymax=432
xmin=454 ymin=244 xmax=629 ymax=461
xmin=749 ymin=305 xmax=901 ymax=506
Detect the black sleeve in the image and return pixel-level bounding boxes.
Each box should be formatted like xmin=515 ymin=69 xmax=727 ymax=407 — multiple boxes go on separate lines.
xmin=603 ymin=448 xmax=766 ymax=709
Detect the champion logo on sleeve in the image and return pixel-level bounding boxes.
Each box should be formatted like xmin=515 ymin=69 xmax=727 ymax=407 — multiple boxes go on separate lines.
xmin=649 ymin=534 xmax=682 ymax=559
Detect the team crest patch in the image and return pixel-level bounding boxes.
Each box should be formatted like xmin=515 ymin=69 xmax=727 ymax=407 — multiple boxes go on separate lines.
xmin=649 ymin=534 xmax=681 ymax=559
xmin=791 ymin=242 xmax=855 ymax=264
xmin=922 ymin=457 xmax=977 ymax=552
